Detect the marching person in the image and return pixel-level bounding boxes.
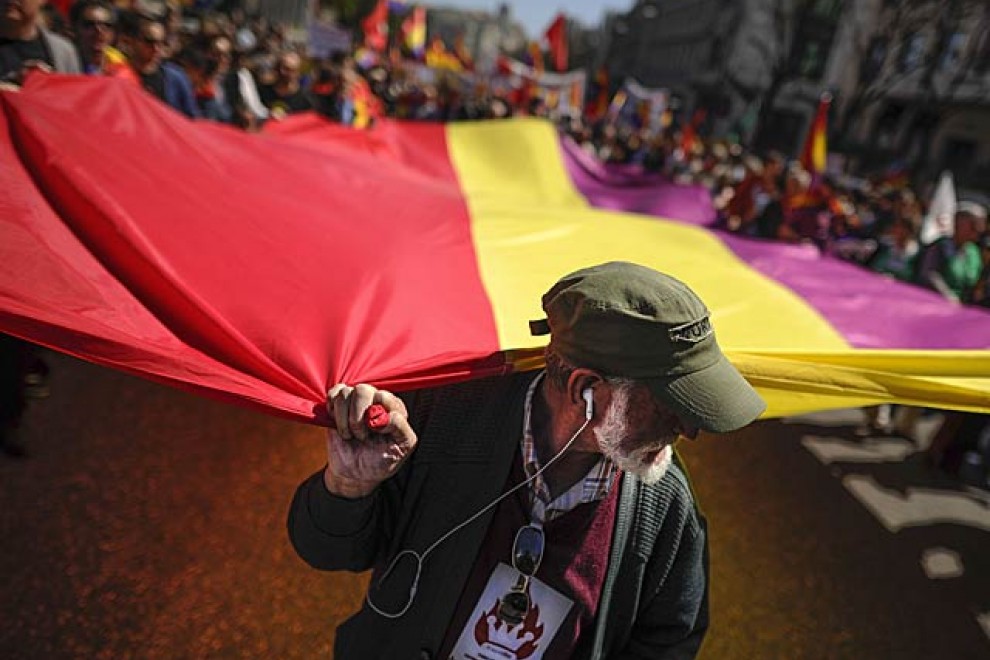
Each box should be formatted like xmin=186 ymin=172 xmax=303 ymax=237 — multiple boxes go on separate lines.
xmin=288 ymin=261 xmax=766 ymax=659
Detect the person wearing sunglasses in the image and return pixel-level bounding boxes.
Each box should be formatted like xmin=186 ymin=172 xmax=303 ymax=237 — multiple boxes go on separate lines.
xmin=122 ymin=15 xmax=198 ymax=118
xmin=1 ymin=0 xmax=81 ymax=86
xmin=69 ymin=0 xmax=131 ymax=81
xmin=290 ymin=261 xmax=766 ymax=659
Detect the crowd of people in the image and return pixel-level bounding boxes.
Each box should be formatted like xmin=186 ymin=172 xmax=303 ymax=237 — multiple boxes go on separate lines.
xmin=560 ymin=122 xmax=990 ymax=310
xmin=9 ymin=0 xmax=523 ymax=127
xmin=1 ymin=1 xmax=988 ymax=486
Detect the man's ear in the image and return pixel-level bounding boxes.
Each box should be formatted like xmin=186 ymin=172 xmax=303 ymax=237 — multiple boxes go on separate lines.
xmin=566 ymin=369 xmax=602 ymax=418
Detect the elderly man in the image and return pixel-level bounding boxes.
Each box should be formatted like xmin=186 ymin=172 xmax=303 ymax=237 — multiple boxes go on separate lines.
xmin=289 ymin=262 xmax=766 ymax=659
xmin=1 ymin=0 xmax=80 ymax=84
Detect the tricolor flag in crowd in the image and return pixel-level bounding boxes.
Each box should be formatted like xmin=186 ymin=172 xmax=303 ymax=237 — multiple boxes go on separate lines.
xmin=1 ymin=76 xmax=988 ymax=426
xmin=401 ymin=5 xmax=427 ymax=60
xmin=801 ymin=92 xmax=832 ymax=176
xmin=585 ymin=66 xmax=609 ymax=121
xmin=606 ymin=90 xmax=627 ymax=120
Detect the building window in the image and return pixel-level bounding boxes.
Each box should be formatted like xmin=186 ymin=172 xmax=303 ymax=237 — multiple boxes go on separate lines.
xmin=900 ymin=33 xmax=927 ymax=71
xmin=943 ymin=138 xmax=977 ymax=177
xmin=799 ymin=42 xmax=824 ymax=78
xmin=940 ymin=32 xmax=967 ymax=71
xmin=708 ymin=37 xmax=723 ymax=68
xmin=754 ymin=109 xmax=805 ymax=155
xmin=978 ymin=27 xmax=990 ymax=74
xmin=874 ymin=102 xmax=905 ymax=150
xmin=790 ymin=34 xmax=831 ymax=81
xmin=863 ymin=37 xmax=888 ymax=80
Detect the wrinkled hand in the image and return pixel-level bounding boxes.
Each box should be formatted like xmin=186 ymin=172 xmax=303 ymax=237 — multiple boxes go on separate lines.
xmin=323 ymin=383 xmax=417 ymax=499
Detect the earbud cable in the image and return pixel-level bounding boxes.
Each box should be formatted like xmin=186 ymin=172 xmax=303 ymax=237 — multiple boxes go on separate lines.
xmin=366 ymin=416 xmax=592 ymax=619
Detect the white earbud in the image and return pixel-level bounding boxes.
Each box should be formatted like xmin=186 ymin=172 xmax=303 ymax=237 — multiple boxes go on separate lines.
xmin=582 ymin=388 xmax=594 ymax=421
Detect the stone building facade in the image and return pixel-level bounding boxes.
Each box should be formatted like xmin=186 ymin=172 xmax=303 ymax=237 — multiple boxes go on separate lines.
xmin=603 ymin=0 xmax=990 ymax=188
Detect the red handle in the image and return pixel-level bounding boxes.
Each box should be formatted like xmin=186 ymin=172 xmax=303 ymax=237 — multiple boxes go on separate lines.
xmin=365 ymin=403 xmax=390 ymax=430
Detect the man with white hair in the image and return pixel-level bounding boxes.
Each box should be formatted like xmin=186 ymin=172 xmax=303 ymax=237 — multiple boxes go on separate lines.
xmin=289 ymin=262 xmax=766 ymax=659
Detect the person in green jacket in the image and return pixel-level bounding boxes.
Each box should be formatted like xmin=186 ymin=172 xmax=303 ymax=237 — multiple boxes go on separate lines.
xmin=868 ymin=215 xmax=919 ymax=282
xmin=915 ymin=202 xmax=987 ymax=302
xmin=289 ymin=262 xmax=766 ymax=659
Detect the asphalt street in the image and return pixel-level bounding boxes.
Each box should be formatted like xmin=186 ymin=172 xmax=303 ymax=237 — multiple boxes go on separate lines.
xmin=2 ymin=352 xmax=988 ymax=658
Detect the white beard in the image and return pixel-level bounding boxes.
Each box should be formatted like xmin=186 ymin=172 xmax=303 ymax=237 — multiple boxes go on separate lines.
xmin=594 ymin=384 xmax=673 ymax=485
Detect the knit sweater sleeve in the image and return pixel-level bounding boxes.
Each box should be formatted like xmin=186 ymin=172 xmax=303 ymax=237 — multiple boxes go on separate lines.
xmin=613 ymin=473 xmax=710 ymax=659
xmin=622 ymin=518 xmax=709 ymax=659
xmin=286 ymin=392 xmax=420 ymax=573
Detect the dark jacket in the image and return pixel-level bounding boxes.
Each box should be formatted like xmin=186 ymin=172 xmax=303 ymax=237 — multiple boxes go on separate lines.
xmin=288 ymin=371 xmax=709 ymax=659
xmin=161 ymin=62 xmax=200 ymax=119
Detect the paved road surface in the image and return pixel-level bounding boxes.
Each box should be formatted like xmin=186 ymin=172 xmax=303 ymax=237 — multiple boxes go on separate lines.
xmin=2 ymin=353 xmax=987 ymax=658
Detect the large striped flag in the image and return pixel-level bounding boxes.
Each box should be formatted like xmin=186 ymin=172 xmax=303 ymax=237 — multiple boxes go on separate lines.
xmin=2 ymin=75 xmax=988 ymax=425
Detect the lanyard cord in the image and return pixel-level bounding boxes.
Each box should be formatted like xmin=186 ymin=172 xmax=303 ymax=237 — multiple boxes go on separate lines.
xmin=365 ymin=416 xmax=592 ymax=619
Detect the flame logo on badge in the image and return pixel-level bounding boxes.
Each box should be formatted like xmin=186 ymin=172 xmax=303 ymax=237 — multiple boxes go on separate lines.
xmin=473 ymin=599 xmax=545 ymax=658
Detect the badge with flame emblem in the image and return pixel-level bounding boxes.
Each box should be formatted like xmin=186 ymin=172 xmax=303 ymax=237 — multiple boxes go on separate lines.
xmin=450 ymin=563 xmax=573 ymax=660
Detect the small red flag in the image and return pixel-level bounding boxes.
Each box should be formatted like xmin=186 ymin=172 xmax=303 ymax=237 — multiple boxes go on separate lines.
xmin=361 ymin=0 xmax=389 ymax=52
xmin=681 ymin=108 xmax=707 ymax=155
xmin=543 ymin=13 xmax=568 ymax=72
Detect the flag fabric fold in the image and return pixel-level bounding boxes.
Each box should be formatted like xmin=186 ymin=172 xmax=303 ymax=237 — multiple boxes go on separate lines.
xmin=1 ymin=75 xmax=988 ymax=427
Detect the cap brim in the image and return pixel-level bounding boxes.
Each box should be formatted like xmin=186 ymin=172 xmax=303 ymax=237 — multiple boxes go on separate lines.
xmin=648 ymin=355 xmax=766 ymax=433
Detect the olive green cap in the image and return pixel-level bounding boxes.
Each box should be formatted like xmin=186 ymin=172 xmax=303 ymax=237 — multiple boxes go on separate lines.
xmin=530 ymin=262 xmax=766 ymax=432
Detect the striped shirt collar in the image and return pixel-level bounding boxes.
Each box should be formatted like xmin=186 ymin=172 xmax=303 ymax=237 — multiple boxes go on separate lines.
xmin=521 ymin=372 xmax=618 ymax=525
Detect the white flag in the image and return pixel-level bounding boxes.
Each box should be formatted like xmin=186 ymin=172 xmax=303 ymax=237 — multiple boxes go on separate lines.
xmin=920 ymin=171 xmax=956 ymax=245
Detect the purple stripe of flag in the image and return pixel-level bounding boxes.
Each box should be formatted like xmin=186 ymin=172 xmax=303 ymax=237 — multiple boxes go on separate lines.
xmin=559 ymin=137 xmax=990 ymax=350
